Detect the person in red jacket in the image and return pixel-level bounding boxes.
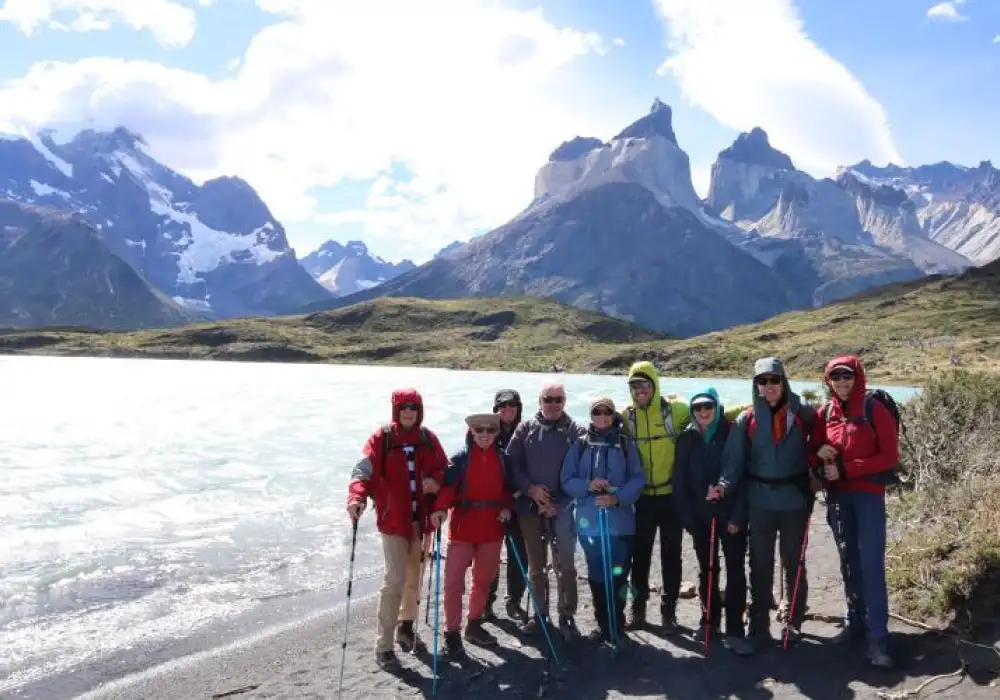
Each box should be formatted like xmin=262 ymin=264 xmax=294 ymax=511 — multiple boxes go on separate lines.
xmin=346 ymin=389 xmax=448 ymax=670
xmin=811 ymin=356 xmax=898 ymax=669
xmin=430 ymin=412 xmax=514 ymax=659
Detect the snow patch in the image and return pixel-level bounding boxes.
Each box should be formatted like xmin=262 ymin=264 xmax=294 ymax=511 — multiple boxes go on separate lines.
xmin=125 ymin=239 xmax=147 ymax=255
xmin=357 ymin=279 xmax=383 ymax=290
xmin=29 ymin=180 xmax=64 ymax=198
xmin=25 ymin=133 xmax=73 ymax=178
xmin=101 ymin=173 xmax=115 ymax=184
xmin=171 ymin=296 xmax=214 ymax=313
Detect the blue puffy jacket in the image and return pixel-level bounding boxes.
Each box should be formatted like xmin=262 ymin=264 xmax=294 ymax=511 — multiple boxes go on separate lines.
xmin=560 ymin=419 xmax=646 ymax=537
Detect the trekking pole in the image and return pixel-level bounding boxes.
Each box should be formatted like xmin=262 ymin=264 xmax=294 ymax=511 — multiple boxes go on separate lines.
xmin=599 ymin=509 xmax=618 ymax=650
xmin=507 ymin=531 xmax=560 ymax=663
xmin=423 ymin=532 xmax=434 ymax=628
xmin=432 ymin=527 xmax=443 ymax=694
xmin=336 ymin=518 xmax=359 ymax=700
xmin=705 ymin=516 xmax=717 ymax=656
xmin=783 ymin=515 xmax=812 ymax=650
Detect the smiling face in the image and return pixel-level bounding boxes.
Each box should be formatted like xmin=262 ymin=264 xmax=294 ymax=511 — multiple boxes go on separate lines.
xmin=692 ymin=400 xmax=716 ymax=430
xmin=471 ymin=423 xmax=498 ymax=448
xmin=538 ymin=384 xmax=566 ymax=421
xmin=755 ymin=374 xmax=784 ymax=406
xmin=496 ymin=402 xmax=518 ymax=426
xmin=829 ymin=367 xmax=856 ymax=401
xmin=590 ymin=403 xmax=614 ymax=431
xmin=628 ymin=377 xmax=654 ymax=408
xmin=398 ymin=402 xmax=419 ymax=428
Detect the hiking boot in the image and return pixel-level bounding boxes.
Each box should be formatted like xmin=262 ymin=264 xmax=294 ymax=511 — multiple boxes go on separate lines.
xmin=464 ymin=619 xmax=498 ymax=647
xmin=830 ymin=625 xmax=865 ymax=646
xmin=505 ymin=598 xmax=526 ymax=622
xmin=444 ymin=630 xmax=466 ymax=659
xmin=481 ymin=605 xmax=498 ymax=623
xmin=748 ymin=627 xmax=774 ymax=652
xmin=627 ymin=602 xmax=647 ymax=629
xmin=867 ymin=640 xmax=895 ymax=669
xmin=783 ymin=625 xmax=804 ymax=646
xmin=375 ymin=650 xmax=401 ymax=669
xmin=724 ymin=635 xmax=755 ymax=656
xmin=660 ymin=605 xmax=679 ymax=632
xmin=584 ymin=627 xmax=608 ymax=644
xmin=395 ymin=621 xmax=426 ymax=654
xmin=520 ymin=615 xmax=546 ymax=636
xmin=559 ymin=615 xmax=581 ymax=641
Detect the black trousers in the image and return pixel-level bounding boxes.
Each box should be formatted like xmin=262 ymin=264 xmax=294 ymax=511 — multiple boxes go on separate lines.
xmin=691 ymin=523 xmax=748 ymax=637
xmin=629 ymin=493 xmax=683 ymax=611
xmin=747 ymin=507 xmax=810 ymax=633
xmin=487 ymin=512 xmax=527 ymax=609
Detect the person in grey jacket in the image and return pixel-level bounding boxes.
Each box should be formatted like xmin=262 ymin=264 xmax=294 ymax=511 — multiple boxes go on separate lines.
xmin=707 ymin=358 xmax=821 ymax=652
xmin=506 ymin=383 xmax=587 ymax=640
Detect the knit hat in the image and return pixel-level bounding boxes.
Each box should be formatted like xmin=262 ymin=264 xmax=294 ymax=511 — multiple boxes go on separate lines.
xmin=590 ymin=396 xmax=616 ymax=412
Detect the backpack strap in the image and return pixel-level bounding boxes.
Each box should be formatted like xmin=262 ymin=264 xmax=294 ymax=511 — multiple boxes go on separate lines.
xmin=625 ymin=400 xmax=678 ymax=442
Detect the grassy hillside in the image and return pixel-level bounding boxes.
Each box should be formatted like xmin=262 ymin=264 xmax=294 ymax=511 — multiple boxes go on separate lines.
xmin=0 ymin=296 xmax=665 ymax=373
xmin=2 ymin=259 xmax=999 ymax=383
xmin=594 ymin=259 xmax=1000 ymax=383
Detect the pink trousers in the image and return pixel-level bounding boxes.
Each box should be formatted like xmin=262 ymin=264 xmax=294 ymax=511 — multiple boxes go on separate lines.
xmin=443 ymin=539 xmax=502 ymax=632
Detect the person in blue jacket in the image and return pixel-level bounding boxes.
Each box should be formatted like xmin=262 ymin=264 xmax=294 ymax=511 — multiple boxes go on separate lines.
xmin=674 ymin=387 xmax=753 ymax=656
xmin=560 ymin=396 xmax=646 ymax=644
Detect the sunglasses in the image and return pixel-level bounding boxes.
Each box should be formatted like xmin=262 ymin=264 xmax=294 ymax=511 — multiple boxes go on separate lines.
xmin=693 ymin=403 xmax=716 ymax=413
xmin=473 ymin=426 xmax=497 ymax=434
xmin=591 ymin=408 xmax=614 ymax=417
xmin=495 ymin=401 xmax=518 ymax=410
xmin=399 ymin=403 xmax=420 ymax=411
xmin=829 ymin=371 xmax=855 ymax=381
xmin=628 ymin=381 xmax=652 ymax=390
xmin=755 ymin=376 xmax=782 ymax=387
xmin=542 ymin=396 xmax=565 ymax=404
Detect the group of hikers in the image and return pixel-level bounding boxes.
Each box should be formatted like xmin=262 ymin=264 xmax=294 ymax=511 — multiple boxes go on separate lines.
xmin=345 ymin=353 xmax=902 ymax=679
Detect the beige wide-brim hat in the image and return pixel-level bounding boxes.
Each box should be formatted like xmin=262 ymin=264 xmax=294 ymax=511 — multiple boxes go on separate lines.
xmin=465 ymin=413 xmax=501 ymax=429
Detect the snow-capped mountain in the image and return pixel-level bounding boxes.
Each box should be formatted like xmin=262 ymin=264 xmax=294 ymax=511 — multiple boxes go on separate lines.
xmin=0 ymin=126 xmax=330 ymax=319
xmin=842 ymin=160 xmax=1000 ymax=265
xmin=299 ymin=240 xmax=415 ymax=296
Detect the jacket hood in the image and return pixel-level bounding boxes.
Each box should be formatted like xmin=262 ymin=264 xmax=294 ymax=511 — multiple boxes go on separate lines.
xmin=493 ymin=388 xmax=523 ymax=425
xmin=628 ymin=360 xmax=662 ymax=410
xmin=687 ymin=387 xmax=723 ymax=443
xmin=751 ymin=356 xmax=796 ymax=412
xmin=391 ymin=388 xmax=424 ymax=430
xmin=824 ymin=355 xmax=868 ymax=410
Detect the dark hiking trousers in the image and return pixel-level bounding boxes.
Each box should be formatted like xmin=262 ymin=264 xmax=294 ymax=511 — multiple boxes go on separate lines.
xmin=487 ymin=513 xmax=526 ymax=611
xmin=748 ymin=506 xmax=810 ymax=634
xmin=692 ymin=525 xmax=748 ymax=637
xmin=826 ymin=489 xmax=889 ymax=645
xmin=630 ymin=493 xmax=683 ymax=613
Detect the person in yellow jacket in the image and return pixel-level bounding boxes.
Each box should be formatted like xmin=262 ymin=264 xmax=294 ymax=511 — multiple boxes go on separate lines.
xmin=621 ymin=361 xmax=745 ymax=630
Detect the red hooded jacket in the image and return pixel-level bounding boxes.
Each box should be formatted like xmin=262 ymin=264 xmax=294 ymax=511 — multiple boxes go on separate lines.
xmin=812 ymin=355 xmax=900 ymax=495
xmin=432 ymin=435 xmax=514 ymax=544
xmin=347 ymin=389 xmax=448 ymax=538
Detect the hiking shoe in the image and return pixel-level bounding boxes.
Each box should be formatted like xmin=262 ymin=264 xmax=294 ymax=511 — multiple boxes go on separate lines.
xmin=830 ymin=625 xmax=865 ymax=646
xmin=375 ymin=650 xmax=401 ymax=669
xmin=783 ymin=626 xmax=804 ymax=646
xmin=395 ymin=620 xmax=426 ymax=654
xmin=723 ymin=636 xmax=755 ymax=656
xmin=464 ymin=619 xmax=498 ymax=647
xmin=481 ymin=605 xmax=498 ymax=623
xmin=520 ymin=615 xmax=545 ymax=636
xmin=748 ymin=629 xmax=774 ymax=651
xmin=660 ymin=608 xmax=679 ymax=632
xmin=584 ymin=628 xmax=608 ymax=644
xmin=559 ymin=615 xmax=581 ymax=641
xmin=505 ymin=598 xmax=526 ymax=622
xmin=867 ymin=641 xmax=895 ymax=669
xmin=627 ymin=602 xmax=646 ymax=630
xmin=444 ymin=630 xmax=466 ymax=659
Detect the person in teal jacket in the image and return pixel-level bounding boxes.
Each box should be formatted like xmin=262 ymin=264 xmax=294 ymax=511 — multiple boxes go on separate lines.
xmin=560 ymin=397 xmax=646 ymax=645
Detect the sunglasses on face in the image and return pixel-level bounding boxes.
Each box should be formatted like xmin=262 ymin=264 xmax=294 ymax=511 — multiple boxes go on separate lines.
xmin=399 ymin=403 xmax=420 ymax=411
xmin=473 ymin=426 xmax=497 ymax=435
xmin=755 ymin=376 xmax=782 ymax=387
xmin=591 ymin=408 xmax=614 ymax=417
xmin=693 ymin=404 xmax=716 ymax=413
xmin=829 ymin=371 xmax=855 ymax=381
xmin=629 ymin=381 xmax=652 ymax=391
xmin=496 ymin=402 xmax=518 ymax=410
xmin=542 ymin=396 xmax=565 ymax=404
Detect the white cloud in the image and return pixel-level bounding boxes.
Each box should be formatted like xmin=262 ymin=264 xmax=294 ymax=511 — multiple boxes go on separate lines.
xmin=612 ymin=36 xmax=626 ymax=46
xmin=926 ymin=1 xmax=968 ymax=22
xmin=0 ymin=0 xmax=615 ymax=260
xmin=993 ymin=33 xmax=999 ymax=42
xmin=652 ymin=0 xmax=902 ymax=177
xmin=0 ymin=0 xmax=197 ymax=47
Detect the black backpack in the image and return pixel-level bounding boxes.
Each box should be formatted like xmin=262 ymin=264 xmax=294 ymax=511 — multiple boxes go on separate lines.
xmin=822 ymin=389 xmax=902 ymax=485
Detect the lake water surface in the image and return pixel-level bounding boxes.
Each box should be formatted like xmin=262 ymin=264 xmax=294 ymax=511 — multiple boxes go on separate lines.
xmin=0 ymin=356 xmax=919 ymax=696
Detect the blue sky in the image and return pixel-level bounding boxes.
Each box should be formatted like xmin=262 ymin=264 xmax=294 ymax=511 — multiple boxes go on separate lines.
xmin=0 ymin=0 xmax=997 ymax=263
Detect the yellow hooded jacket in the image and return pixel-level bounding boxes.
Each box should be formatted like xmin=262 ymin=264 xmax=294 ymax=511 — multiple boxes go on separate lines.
xmin=622 ymin=361 xmax=745 ymax=497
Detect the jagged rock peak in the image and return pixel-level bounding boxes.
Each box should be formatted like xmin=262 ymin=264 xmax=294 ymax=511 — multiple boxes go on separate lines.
xmin=67 ymin=126 xmax=147 ymax=152
xmin=836 ymin=170 xmax=908 ymax=207
xmin=548 ymin=136 xmax=604 ymax=162
xmin=718 ymin=127 xmax=794 ymax=170
xmin=612 ymin=97 xmax=677 ymax=144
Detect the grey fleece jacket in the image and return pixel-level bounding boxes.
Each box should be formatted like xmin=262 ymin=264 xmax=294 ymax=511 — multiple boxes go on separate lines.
xmin=719 ymin=357 xmax=818 ymax=512
xmin=506 ymin=411 xmax=587 ymax=514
